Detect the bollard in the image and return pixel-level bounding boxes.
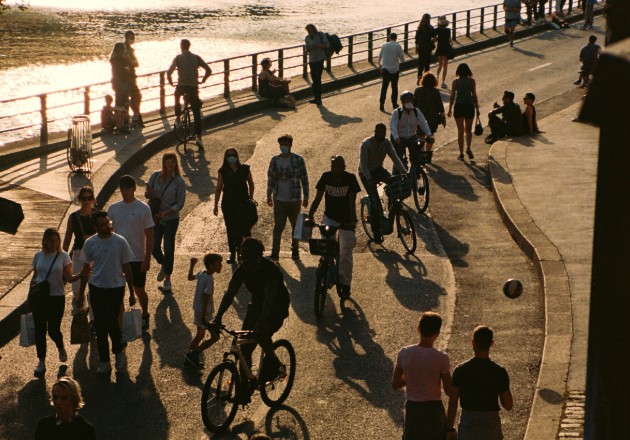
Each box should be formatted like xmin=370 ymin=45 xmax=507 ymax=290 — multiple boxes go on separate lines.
xmin=159 ymin=72 xmax=166 ymax=114
xmin=40 ymin=94 xmax=48 ymax=146
xmin=224 ymin=59 xmax=230 ymax=98
xmin=252 ymin=54 xmax=258 ymax=92
xmin=83 ymin=86 xmax=90 ymax=116
xmin=348 ymin=36 xmax=354 ymax=68
xmin=278 ymin=49 xmax=284 ymax=78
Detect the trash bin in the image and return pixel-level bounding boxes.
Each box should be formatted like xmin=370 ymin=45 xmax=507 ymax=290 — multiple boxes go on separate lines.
xmin=67 ymin=115 xmax=92 ymax=172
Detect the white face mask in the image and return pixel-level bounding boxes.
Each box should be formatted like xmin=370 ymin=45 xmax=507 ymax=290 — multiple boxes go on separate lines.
xmin=404 ymin=102 xmax=413 ymax=110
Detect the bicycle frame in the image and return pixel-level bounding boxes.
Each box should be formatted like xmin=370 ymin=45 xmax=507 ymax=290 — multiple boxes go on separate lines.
xmin=220 ymin=329 xmax=265 ymax=383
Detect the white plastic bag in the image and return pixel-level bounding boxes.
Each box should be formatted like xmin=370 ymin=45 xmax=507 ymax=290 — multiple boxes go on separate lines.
xmin=122 ymin=308 xmax=142 ymax=342
xmin=293 ymin=212 xmax=313 ymax=241
xmin=19 ymin=313 xmax=35 ymax=347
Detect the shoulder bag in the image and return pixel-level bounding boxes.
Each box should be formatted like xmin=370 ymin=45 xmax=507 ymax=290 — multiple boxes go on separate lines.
xmin=28 ymin=252 xmax=60 ymax=307
xmin=147 ymin=173 xmax=174 ymax=219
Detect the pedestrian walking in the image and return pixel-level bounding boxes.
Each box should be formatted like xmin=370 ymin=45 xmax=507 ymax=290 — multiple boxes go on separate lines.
xmin=523 ymin=0 xmax=534 ymax=25
xmin=258 ymin=57 xmax=295 ymax=107
xmin=392 ymin=312 xmax=452 ymax=440
xmin=145 ymin=152 xmax=186 ymax=292
xmin=484 ymin=90 xmax=524 ymax=144
xmin=305 ymin=24 xmax=330 ymax=106
xmin=108 ymin=175 xmax=154 ymax=330
xmin=123 ymin=30 xmax=144 ymax=127
xmin=80 ymin=211 xmax=135 ymax=374
xmin=30 ymin=228 xmax=81 ymax=378
xmin=378 ymin=33 xmax=405 ymax=112
xmin=447 ymin=63 xmax=480 ymax=160
xmin=534 ymin=0 xmax=548 ymax=22
xmin=266 ymin=134 xmax=309 ymax=261
xmin=446 ymin=325 xmax=513 ymax=440
xmin=213 ymin=148 xmax=255 ymax=264
xmin=390 ymin=91 xmax=434 ymax=171
xmin=435 ymin=16 xmax=453 ymax=89
xmin=414 ymin=71 xmax=446 ymax=147
xmin=184 ymin=253 xmax=222 ymax=369
xmin=522 ymin=92 xmax=541 ymax=134
xmin=307 ymin=155 xmax=361 ymax=298
xmin=574 ymin=35 xmax=601 ymax=87
xmin=415 ymin=14 xmax=436 ymax=77
xmin=503 ymin=0 xmax=522 ymax=47
xmin=109 ymin=42 xmax=132 ymax=134
xmin=62 ymin=186 xmax=96 ymax=320
xmin=35 ymin=377 xmax=95 ymax=440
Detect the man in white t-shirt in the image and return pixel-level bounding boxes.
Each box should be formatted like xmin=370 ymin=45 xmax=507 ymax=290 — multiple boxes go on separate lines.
xmin=108 ymin=175 xmax=154 ymax=330
xmin=81 ymin=211 xmax=135 ymax=374
xmin=378 ymin=33 xmax=405 ymax=112
xmin=392 ymin=311 xmax=452 ymax=439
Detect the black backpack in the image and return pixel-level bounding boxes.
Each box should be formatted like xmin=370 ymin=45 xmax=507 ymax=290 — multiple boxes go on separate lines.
xmin=319 ymin=32 xmax=343 ymax=59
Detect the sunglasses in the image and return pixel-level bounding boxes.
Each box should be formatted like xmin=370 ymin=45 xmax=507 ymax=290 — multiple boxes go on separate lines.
xmin=80 ymin=196 xmax=94 ymax=201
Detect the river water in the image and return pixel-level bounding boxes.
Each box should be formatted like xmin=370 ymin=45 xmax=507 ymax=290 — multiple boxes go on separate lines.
xmin=0 ymin=0 xmax=495 ymax=144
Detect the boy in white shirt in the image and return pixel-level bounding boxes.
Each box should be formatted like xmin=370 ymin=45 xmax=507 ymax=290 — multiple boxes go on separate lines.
xmin=184 ymin=253 xmax=222 ymax=368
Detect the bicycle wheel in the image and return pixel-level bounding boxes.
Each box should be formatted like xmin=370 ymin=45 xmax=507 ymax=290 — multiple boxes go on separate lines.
xmin=174 ymin=106 xmax=193 ymax=145
xmin=360 ymin=200 xmax=374 ymax=241
xmin=260 ymin=339 xmax=296 ymax=407
xmin=201 ymin=362 xmax=240 ymax=433
xmin=314 ymin=260 xmax=327 ymax=320
xmin=396 ymin=209 xmax=417 ymax=254
xmin=412 ymin=166 xmax=430 ymax=213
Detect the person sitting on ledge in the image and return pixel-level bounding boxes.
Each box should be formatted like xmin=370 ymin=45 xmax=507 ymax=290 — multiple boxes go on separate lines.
xmin=484 ymin=90 xmax=523 ymax=144
xmin=522 ymin=92 xmax=541 ymax=135
xmin=258 ymin=58 xmax=296 ymax=108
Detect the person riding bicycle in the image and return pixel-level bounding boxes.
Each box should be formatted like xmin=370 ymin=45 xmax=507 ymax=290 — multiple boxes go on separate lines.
xmin=306 ymin=155 xmax=361 ymax=298
xmin=359 ymin=123 xmax=407 ymax=244
xmin=167 ymin=39 xmax=212 ymax=149
xmin=212 ymin=237 xmax=290 ymax=403
xmin=390 ymin=91 xmax=435 ymax=174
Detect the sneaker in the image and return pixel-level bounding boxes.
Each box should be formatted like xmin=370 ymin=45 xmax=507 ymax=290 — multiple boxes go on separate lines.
xmin=162 ymin=280 xmax=172 ymax=292
xmin=373 ymin=235 xmax=385 ymax=244
xmin=115 ymin=350 xmax=128 ymax=371
xmin=259 ymin=356 xmax=282 ymax=384
xmin=573 ymin=79 xmax=582 ymax=85
xmin=458 ymin=153 xmax=465 ymax=160
xmin=379 ymin=103 xmax=385 ymax=112
xmin=58 ymin=346 xmax=68 ymax=363
xmin=466 ymin=149 xmax=475 ymax=159
xmin=133 ymin=115 xmax=145 ymax=128
xmin=184 ymin=351 xmax=203 ymax=369
xmin=157 ymin=268 xmax=166 ymax=282
xmin=97 ymin=361 xmax=111 ymax=374
xmin=291 ymin=249 xmax=300 ymax=260
xmin=268 ymin=254 xmax=279 ymax=262
xmin=309 ymin=99 xmax=319 ymax=104
xmin=441 ymin=82 xmax=448 ymax=89
xmin=484 ymin=136 xmax=496 ymax=145
xmin=142 ymin=314 xmax=150 ymax=331
xmin=337 ymin=284 xmax=351 ymax=299
xmin=196 ymin=137 xmax=204 ymax=149
xmin=34 ymin=360 xmax=46 ymax=378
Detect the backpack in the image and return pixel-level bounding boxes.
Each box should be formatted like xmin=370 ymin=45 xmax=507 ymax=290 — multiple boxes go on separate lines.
xmin=397 ymin=108 xmax=419 ymax=120
xmin=319 ymin=32 xmax=343 ymax=59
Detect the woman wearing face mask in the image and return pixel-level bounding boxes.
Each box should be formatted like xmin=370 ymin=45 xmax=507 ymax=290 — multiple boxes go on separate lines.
xmin=213 ymin=148 xmax=255 ymax=264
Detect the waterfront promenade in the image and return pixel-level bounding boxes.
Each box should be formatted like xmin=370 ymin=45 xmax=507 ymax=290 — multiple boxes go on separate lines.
xmin=0 ymin=14 xmax=601 ymax=440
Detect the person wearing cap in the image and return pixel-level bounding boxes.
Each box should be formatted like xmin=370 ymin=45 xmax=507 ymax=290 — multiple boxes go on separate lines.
xmin=435 ymin=16 xmax=454 ymax=89
xmin=390 ymin=91 xmax=434 ymax=173
xmin=378 ymin=32 xmax=405 ymax=112
xmin=503 ymin=0 xmax=522 ymax=47
xmin=167 ymin=39 xmax=212 ymax=149
xmin=107 ymin=175 xmax=154 ymax=330
xmin=485 ymin=91 xmax=523 ymax=144
xmin=258 ymin=58 xmax=295 ymax=107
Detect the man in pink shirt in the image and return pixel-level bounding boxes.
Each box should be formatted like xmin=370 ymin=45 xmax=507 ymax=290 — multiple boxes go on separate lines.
xmin=392 ymin=312 xmax=452 ymax=439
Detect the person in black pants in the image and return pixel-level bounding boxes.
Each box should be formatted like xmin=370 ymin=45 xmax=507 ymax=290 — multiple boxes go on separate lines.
xmin=415 ymin=14 xmax=436 ymax=77
xmin=305 ymin=24 xmax=329 ymax=106
xmin=378 ymin=33 xmax=405 ymax=111
xmin=213 ymin=148 xmax=256 ymax=264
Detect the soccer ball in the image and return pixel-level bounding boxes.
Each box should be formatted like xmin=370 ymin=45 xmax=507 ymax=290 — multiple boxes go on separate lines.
xmin=503 ymin=279 xmax=523 ymax=299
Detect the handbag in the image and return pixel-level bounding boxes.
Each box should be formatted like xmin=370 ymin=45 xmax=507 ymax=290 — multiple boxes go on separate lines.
xmin=27 ymin=252 xmax=60 ymax=307
xmin=19 ymin=313 xmax=36 ymax=347
xmin=123 ymin=308 xmax=143 ymax=342
xmin=70 ymin=310 xmax=91 ymax=344
xmin=244 ymin=199 xmax=259 ymax=230
xmin=147 ymin=173 xmax=174 ymax=218
xmin=474 ymin=116 xmax=484 ymax=136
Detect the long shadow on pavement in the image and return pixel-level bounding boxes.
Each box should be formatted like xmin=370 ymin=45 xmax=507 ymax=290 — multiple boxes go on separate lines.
xmin=426 ymin=162 xmax=479 ymax=202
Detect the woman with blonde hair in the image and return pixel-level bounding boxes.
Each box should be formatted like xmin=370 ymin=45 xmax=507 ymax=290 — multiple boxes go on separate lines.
xmin=35 ymin=377 xmax=95 ymax=439
xmin=146 ymin=152 xmax=187 ymax=292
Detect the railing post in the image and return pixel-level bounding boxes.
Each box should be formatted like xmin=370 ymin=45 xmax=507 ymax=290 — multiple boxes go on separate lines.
xmin=480 ymin=8 xmax=485 ymax=33
xmin=83 ymin=86 xmax=90 ymax=116
xmin=493 ymin=5 xmax=498 ymax=30
xmin=549 ymin=0 xmax=552 ymax=15
xmin=348 ymin=36 xmax=354 ymax=68
xmin=466 ymin=10 xmax=471 ymax=37
xmin=278 ymin=49 xmax=284 ymax=78
xmin=303 ymin=46 xmax=308 ymax=79
xmin=159 ymin=72 xmax=166 ymax=114
xmin=368 ymin=32 xmax=374 ymax=61
xmin=223 ymin=59 xmax=230 ymax=98
xmin=404 ymin=23 xmax=409 ymax=53
xmin=40 ymin=94 xmax=48 ymax=146
xmin=326 ymin=56 xmax=332 ymax=73
xmin=452 ymin=13 xmax=457 ymax=40
xmin=386 ymin=27 xmax=391 ymax=38
xmin=252 ymin=54 xmax=258 ymax=92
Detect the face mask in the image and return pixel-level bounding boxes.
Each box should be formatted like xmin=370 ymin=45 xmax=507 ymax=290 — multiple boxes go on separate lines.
xmin=280 ymin=145 xmax=290 ymax=154
xmin=404 ymin=102 xmax=413 ymax=110
xmin=227 ymin=156 xmax=237 ymax=164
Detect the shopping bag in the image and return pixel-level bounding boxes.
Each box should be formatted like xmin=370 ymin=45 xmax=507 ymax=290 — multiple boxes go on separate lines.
xmin=123 ymin=308 xmax=142 ymax=342
xmin=19 ymin=313 xmax=36 ymax=347
xmin=70 ymin=310 xmax=91 ymax=345
xmin=293 ymin=212 xmax=313 ymax=241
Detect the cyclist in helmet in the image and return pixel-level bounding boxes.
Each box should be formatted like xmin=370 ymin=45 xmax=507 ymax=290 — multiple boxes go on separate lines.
xmin=390 ymin=91 xmax=435 ymax=174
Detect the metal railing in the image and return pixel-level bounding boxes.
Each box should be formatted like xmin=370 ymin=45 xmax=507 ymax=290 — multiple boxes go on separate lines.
xmin=0 ymin=0 xmax=578 ymax=148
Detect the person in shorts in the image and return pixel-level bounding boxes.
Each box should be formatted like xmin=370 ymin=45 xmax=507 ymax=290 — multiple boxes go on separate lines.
xmin=184 ymin=253 xmax=222 ymax=369
xmin=447 ymin=63 xmax=480 ymax=161
xmin=503 ymin=0 xmax=522 ymax=47
xmin=107 ymin=175 xmax=154 ymax=330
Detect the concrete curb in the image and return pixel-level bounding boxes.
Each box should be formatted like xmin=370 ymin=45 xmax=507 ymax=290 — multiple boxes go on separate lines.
xmin=488 ymin=137 xmax=573 ymax=440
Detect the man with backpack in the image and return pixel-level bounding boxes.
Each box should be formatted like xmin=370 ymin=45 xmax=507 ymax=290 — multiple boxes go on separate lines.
xmin=390 ymin=91 xmax=434 ymax=174
xmin=305 ymin=24 xmax=330 ymax=106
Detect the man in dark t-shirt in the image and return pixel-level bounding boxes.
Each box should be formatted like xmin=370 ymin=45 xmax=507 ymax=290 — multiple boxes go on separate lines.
xmin=307 ymin=155 xmax=361 ymax=298
xmin=485 ymin=90 xmax=523 ymax=144
xmin=446 ymin=325 xmax=513 ymax=440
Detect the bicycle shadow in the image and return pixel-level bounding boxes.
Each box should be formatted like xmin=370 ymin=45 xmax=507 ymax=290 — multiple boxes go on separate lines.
xmin=264 ymin=405 xmax=311 ymax=439
xmin=425 ymin=162 xmax=480 ymax=202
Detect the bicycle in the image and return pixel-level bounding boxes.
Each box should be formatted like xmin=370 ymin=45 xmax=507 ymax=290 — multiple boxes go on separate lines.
xmin=201 ymin=323 xmax=296 ymax=434
xmin=360 ymin=174 xmax=417 ymax=254
xmin=306 ymin=221 xmax=351 ymax=320
xmin=173 ymin=93 xmax=196 ymax=151
xmin=408 ymin=140 xmax=432 ymax=213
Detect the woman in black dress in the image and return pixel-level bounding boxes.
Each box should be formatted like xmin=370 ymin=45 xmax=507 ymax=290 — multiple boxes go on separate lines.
xmin=414 ymin=72 xmax=445 ymax=150
xmin=213 ymin=148 xmax=255 ymax=264
xmin=415 ymin=14 xmax=436 ymax=77
xmin=435 ymin=16 xmax=454 ymax=89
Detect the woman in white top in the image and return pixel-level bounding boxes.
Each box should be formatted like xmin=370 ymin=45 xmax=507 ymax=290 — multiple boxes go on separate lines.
xmin=31 ymin=228 xmax=84 ymax=378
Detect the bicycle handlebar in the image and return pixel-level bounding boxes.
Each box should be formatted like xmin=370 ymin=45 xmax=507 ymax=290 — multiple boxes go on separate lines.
xmin=204 ymin=322 xmax=255 ymax=338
